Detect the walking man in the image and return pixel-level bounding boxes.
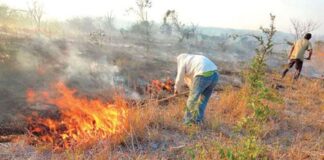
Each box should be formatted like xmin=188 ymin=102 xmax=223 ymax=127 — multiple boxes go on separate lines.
xmin=174 ymin=54 xmax=219 ymax=125
xmin=282 ymin=33 xmax=313 ymax=80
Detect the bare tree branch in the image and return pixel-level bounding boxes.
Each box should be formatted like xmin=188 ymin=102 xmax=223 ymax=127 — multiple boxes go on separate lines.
xmin=27 ymin=0 xmax=43 ymax=32
xmin=290 ymin=18 xmax=320 ymax=40
xmin=104 ymin=11 xmax=115 ymax=31
xmin=127 ymin=0 xmax=151 ymax=23
xmin=163 ymin=10 xmax=198 ymax=42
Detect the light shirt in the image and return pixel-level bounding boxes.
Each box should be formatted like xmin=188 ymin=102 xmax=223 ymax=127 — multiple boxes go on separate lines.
xmin=175 ymin=54 xmax=218 ymax=92
xmin=290 ymin=39 xmax=312 ymax=61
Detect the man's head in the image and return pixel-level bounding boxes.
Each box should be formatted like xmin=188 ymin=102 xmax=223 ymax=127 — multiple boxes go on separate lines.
xmin=304 ymin=33 xmax=312 ymax=40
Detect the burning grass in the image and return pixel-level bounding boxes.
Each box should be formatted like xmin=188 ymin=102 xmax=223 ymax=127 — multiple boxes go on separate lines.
xmin=146 ymin=78 xmax=175 ymax=99
xmin=26 ymin=82 xmax=129 ymax=150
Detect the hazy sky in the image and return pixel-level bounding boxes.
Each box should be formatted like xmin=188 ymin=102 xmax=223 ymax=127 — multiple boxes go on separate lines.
xmin=1 ymin=0 xmax=324 ymax=34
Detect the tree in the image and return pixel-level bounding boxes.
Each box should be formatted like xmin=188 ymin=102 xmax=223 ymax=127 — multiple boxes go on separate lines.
xmin=127 ymin=0 xmax=153 ymax=52
xmin=27 ymin=0 xmax=44 ymax=32
xmin=163 ymin=10 xmax=198 ymax=42
xmin=102 ymin=11 xmax=116 ymax=42
xmin=127 ymin=0 xmax=152 ymax=22
xmin=103 ymin=11 xmax=115 ymax=31
xmin=290 ymin=19 xmax=320 ymax=40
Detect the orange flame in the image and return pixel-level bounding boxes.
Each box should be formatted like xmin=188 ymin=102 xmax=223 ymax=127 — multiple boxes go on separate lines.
xmin=26 ymin=82 xmax=129 ymax=149
xmin=146 ymin=78 xmax=174 ymax=99
xmin=26 ymin=89 xmax=36 ymax=103
xmin=147 ymin=78 xmax=174 ymax=94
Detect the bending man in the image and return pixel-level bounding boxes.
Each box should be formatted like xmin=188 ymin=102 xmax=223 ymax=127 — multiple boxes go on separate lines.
xmin=174 ymin=54 xmax=219 ymax=125
xmin=282 ymin=33 xmax=313 ymax=80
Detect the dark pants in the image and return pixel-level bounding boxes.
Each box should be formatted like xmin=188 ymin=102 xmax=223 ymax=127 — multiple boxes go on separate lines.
xmin=282 ymin=59 xmax=303 ymax=80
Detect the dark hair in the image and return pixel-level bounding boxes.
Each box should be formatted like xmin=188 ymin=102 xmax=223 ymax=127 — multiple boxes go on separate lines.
xmin=304 ymin=33 xmax=312 ymax=40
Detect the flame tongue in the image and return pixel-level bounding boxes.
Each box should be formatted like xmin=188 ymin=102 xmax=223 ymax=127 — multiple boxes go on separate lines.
xmin=147 ymin=79 xmax=174 ymax=94
xmin=27 ymin=82 xmax=129 ymax=149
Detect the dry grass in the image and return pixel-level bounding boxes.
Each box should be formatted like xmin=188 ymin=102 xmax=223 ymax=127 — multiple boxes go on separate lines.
xmin=207 ymin=85 xmax=249 ymax=125
xmin=263 ymin=73 xmax=324 ymax=159
xmin=1 ymin=72 xmax=323 ymax=159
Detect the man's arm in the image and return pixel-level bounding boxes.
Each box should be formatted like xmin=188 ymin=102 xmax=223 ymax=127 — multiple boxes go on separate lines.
xmin=305 ymin=43 xmax=313 ymax=60
xmin=305 ymin=49 xmax=313 ymax=60
xmin=174 ymin=60 xmax=185 ymax=95
xmin=288 ymin=45 xmax=295 ymax=59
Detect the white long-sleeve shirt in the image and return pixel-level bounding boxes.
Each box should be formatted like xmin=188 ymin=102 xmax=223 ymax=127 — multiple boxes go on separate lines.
xmin=174 ymin=54 xmax=218 ymax=92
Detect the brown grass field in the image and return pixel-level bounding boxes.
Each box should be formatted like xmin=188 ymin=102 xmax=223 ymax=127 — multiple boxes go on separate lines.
xmin=0 ymin=72 xmax=323 ymax=160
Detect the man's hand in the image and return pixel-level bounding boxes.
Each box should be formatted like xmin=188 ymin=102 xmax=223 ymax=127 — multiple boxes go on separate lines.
xmin=174 ymin=90 xmax=178 ymax=96
xmin=306 ymin=49 xmax=313 ymax=61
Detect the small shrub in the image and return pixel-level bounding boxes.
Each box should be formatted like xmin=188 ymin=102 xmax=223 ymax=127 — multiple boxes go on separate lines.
xmin=218 ymin=14 xmax=280 ymax=159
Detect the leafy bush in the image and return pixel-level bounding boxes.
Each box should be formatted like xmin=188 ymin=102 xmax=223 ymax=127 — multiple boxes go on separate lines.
xmin=218 ymin=14 xmax=280 ymax=160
